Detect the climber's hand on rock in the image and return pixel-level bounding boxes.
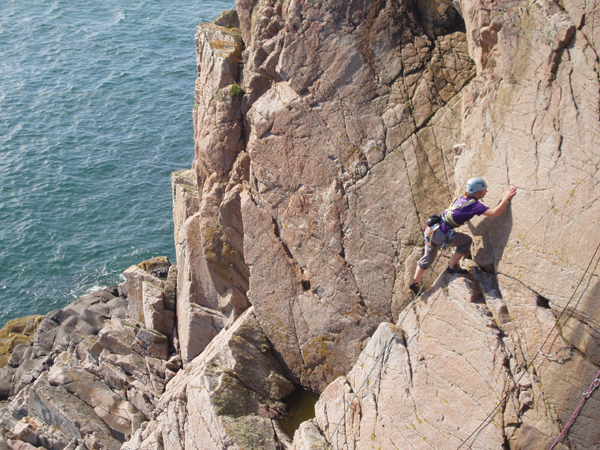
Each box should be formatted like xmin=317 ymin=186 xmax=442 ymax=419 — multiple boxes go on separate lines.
xmin=505 ymin=186 xmax=517 ymax=200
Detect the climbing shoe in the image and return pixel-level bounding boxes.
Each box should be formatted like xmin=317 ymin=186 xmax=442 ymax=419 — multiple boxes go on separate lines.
xmin=446 ymin=265 xmax=469 ymax=275
xmin=409 ymin=281 xmax=421 ymax=296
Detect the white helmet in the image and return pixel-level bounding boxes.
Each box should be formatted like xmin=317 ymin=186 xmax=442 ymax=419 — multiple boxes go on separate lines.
xmin=466 ymin=177 xmax=487 ymax=194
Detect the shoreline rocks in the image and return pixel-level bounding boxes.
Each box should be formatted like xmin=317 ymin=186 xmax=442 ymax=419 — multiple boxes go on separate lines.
xmin=0 ymin=259 xmax=182 ymax=449
xmin=0 ymin=316 xmax=43 ymax=369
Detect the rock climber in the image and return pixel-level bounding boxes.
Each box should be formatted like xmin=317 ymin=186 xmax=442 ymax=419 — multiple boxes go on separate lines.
xmin=409 ymin=178 xmax=517 ymax=296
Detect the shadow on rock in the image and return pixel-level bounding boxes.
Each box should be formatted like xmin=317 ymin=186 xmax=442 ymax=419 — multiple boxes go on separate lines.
xmin=469 ymin=203 xmax=514 ymax=273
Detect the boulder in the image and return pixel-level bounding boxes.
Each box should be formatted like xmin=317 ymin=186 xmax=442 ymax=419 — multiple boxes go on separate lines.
xmin=2 ymin=412 xmax=74 ymax=450
xmin=138 ymin=256 xmax=171 ymax=280
xmin=121 ymin=307 xmax=295 ymax=450
xmin=133 ymin=328 xmax=169 ymax=361
xmin=119 ymin=262 xmax=170 ymax=323
xmin=7 ymin=344 xmax=30 ymax=368
xmin=213 ymin=9 xmax=240 ymax=29
xmin=141 ymin=281 xmax=174 ymax=337
xmin=63 ymin=289 xmax=115 ymax=316
xmin=0 ymin=366 xmax=16 ymax=400
xmin=47 ymin=354 xmax=145 ymax=442
xmin=27 ymin=379 xmax=121 ymax=450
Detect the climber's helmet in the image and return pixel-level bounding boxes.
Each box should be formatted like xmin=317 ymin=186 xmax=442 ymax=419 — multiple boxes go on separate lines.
xmin=466 ymin=177 xmax=488 ymax=194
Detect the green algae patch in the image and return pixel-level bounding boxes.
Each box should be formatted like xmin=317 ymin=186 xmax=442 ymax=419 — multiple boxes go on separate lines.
xmin=231 ymin=83 xmax=245 ymax=97
xmin=280 ymin=388 xmax=321 ymax=438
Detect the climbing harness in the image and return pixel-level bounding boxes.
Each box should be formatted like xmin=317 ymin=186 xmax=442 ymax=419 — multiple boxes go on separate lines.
xmin=424 ymin=220 xmax=456 ymax=246
xmin=455 ymin=241 xmax=600 ymax=450
xmin=443 ymin=229 xmax=455 ymax=248
xmin=423 ymin=224 xmax=439 ymax=244
xmin=425 ymin=197 xmax=478 ymax=241
xmin=323 ymin=244 xmax=449 ymax=449
xmin=549 ymin=368 xmax=600 ymax=450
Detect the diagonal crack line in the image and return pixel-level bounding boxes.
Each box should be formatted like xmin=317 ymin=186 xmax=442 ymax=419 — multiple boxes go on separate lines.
xmin=343 ymin=74 xmax=475 ymax=197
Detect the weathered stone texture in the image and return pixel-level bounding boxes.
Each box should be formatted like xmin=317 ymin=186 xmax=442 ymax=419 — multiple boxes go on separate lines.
xmin=0 ymin=265 xmax=179 ymax=449
xmin=173 ymin=19 xmax=251 ymax=366
xmin=230 ymin=0 xmax=475 ymax=392
xmin=122 ymin=307 xmax=295 ymax=450
xmin=119 ymin=257 xmax=171 ymax=324
xmin=292 ymin=273 xmax=600 ymax=449
xmin=166 ymin=0 xmax=600 ymax=444
xmin=0 ymin=316 xmax=42 ymax=370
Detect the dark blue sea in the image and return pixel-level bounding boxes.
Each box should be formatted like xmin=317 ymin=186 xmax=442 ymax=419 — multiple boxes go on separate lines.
xmin=0 ymin=0 xmax=235 ymax=325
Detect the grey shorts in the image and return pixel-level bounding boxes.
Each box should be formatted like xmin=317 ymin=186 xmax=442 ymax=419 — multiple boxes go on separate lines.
xmin=417 ymin=228 xmax=473 ymax=269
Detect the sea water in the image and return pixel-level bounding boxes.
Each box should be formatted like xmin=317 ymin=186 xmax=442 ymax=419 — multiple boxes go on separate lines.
xmin=0 ymin=0 xmax=235 ymax=325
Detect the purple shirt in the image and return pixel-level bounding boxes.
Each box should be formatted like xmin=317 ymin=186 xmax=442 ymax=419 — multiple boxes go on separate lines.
xmin=440 ymin=196 xmax=489 ymax=231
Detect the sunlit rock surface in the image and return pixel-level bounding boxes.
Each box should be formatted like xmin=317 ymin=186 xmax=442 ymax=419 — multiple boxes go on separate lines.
xmin=2 ymin=0 xmax=600 ymax=446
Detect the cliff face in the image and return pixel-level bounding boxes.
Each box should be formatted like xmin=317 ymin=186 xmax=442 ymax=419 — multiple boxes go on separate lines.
xmin=174 ymin=0 xmax=476 ymax=391
xmin=171 ymin=0 xmax=600 ymax=448
xmin=1 ymin=0 xmax=599 ymax=448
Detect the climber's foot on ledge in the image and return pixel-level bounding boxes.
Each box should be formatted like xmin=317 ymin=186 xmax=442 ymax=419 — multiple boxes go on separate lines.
xmin=409 ymin=281 xmax=421 ymax=296
xmin=446 ymin=265 xmax=470 ymax=275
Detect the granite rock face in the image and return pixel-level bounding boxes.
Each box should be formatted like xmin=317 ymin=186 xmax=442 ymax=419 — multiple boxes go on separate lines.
xmin=291 ymin=272 xmax=600 ymax=449
xmin=172 ymin=19 xmax=251 ymax=366
xmin=175 ymin=0 xmax=475 ymax=393
xmin=240 ymin=0 xmax=476 ymax=392
xmin=171 ymin=0 xmax=600 ymax=447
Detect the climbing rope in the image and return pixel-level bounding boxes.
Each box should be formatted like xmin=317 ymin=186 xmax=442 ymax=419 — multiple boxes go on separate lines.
xmin=455 ymin=241 xmax=600 ymax=450
xmin=324 ymin=239 xmax=450 ymax=449
xmin=549 ymin=368 xmax=600 ymax=450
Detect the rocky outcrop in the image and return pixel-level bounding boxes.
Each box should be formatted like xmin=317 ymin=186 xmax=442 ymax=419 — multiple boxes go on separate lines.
xmin=0 ymin=288 xmax=123 ymax=402
xmin=291 ymin=270 xmax=599 ymax=449
xmin=0 ymin=260 xmax=180 ymax=449
xmin=0 ymin=316 xmax=42 ymax=369
xmin=172 ymin=18 xmax=250 ymax=366
xmin=174 ymin=0 xmax=476 ymax=394
xmin=122 ymin=307 xmax=295 ymax=450
xmin=239 ymin=0 xmax=475 ymax=392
